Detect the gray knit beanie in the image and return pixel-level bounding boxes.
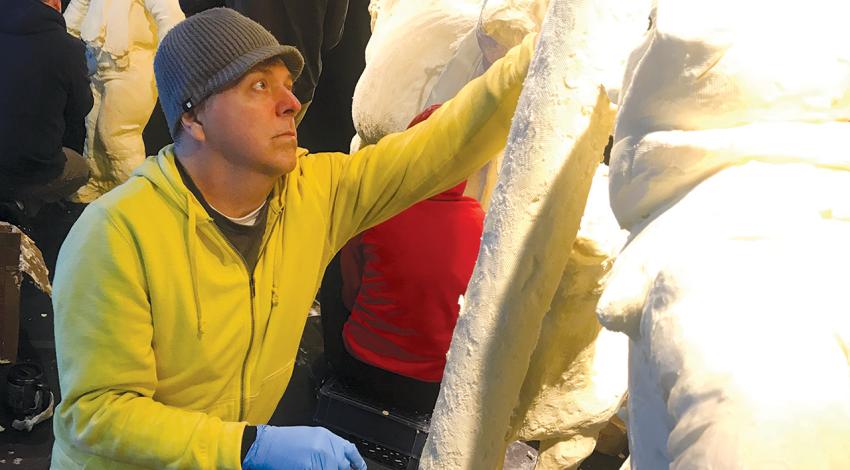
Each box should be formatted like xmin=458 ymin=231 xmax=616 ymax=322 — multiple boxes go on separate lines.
xmin=154 ymin=8 xmax=305 ymax=138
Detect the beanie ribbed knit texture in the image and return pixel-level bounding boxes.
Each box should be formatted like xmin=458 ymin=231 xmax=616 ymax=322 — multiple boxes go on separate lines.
xmin=154 ymin=8 xmax=305 ymax=138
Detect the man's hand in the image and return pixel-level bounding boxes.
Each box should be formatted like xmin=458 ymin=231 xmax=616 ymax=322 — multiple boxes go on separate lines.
xmin=242 ymin=425 xmax=367 ymax=470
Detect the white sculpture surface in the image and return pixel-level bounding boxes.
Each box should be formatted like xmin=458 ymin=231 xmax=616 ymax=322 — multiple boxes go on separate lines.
xmin=503 ymin=166 xmax=630 ymax=469
xmin=352 ymin=0 xmax=480 ymax=147
xmin=353 ymin=0 xmax=640 ymax=467
xmin=64 ymin=0 xmax=184 ymax=202
xmin=352 ymin=0 xmax=547 ymax=210
xmin=354 ymin=0 xmax=850 ymax=467
xmin=599 ymin=1 xmax=850 ymax=468
xmin=420 ymin=1 xmax=650 ymax=468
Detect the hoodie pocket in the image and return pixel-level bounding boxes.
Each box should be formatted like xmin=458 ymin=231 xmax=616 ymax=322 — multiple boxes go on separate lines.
xmin=244 ymin=360 xmax=296 ymax=423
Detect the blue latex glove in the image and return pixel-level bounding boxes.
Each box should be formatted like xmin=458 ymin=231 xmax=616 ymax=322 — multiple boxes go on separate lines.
xmin=243 ymin=425 xmax=368 ymax=470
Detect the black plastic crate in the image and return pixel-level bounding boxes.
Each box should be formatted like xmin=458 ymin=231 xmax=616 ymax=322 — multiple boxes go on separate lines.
xmin=314 ymin=378 xmax=430 ymax=470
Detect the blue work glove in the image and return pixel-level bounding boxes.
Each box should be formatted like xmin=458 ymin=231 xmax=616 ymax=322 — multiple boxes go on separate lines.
xmin=242 ymin=425 xmax=368 ymax=470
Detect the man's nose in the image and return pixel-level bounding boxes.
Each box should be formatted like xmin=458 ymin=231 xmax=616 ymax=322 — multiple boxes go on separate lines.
xmin=276 ymin=87 xmax=302 ymax=117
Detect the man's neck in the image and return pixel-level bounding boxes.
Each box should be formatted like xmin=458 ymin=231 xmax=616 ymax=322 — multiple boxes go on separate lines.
xmin=174 ymin=146 xmax=275 ymax=218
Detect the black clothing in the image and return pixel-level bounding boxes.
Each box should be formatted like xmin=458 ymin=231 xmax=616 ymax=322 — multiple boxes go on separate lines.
xmin=240 ymin=425 xmax=257 ymax=462
xmin=174 ymin=158 xmax=268 ymax=274
xmin=1 ymin=147 xmax=89 ymax=202
xmin=178 ymin=0 xmax=223 ymax=15
xmin=328 ymin=337 xmax=441 ymax=414
xmin=0 ymin=0 xmax=92 ymax=188
xmin=228 ymin=0 xmax=348 ymax=104
xmin=179 ymin=0 xmax=349 ymax=104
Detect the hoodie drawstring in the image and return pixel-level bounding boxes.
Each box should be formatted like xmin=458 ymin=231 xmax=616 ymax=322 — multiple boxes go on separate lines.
xmin=186 ymin=195 xmax=204 ymax=338
xmin=272 ymin=211 xmax=284 ymax=309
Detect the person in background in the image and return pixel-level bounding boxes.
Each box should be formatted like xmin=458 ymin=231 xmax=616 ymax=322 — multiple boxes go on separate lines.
xmin=326 ymin=104 xmax=486 ymax=414
xmin=0 ymin=0 xmax=93 ymax=216
xmin=51 ymin=7 xmax=535 ymax=469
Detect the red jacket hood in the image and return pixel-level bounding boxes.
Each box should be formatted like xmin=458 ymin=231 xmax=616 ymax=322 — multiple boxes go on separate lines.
xmin=430 ymin=181 xmax=468 ymax=200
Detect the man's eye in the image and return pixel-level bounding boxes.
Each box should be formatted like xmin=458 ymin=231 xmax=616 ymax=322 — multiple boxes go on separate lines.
xmin=252 ymin=80 xmax=268 ymax=91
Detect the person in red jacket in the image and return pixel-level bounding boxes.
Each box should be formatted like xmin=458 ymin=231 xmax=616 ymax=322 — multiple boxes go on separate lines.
xmin=324 ymin=104 xmax=485 ymax=414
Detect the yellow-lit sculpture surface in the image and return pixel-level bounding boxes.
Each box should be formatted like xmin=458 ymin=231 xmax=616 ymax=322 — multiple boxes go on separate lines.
xmin=600 ymin=1 xmax=850 ymax=467
xmin=64 ymin=0 xmax=184 ymax=202
xmin=355 ymin=0 xmax=850 ymax=467
xmin=355 ymin=1 xmax=642 ymax=468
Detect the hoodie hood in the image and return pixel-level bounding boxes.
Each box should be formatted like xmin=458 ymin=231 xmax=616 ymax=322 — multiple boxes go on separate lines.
xmin=133 ymin=148 xmax=191 ymax=214
xmin=132 ymin=145 xmax=289 ymax=337
xmin=133 ymin=147 xmax=204 ymax=219
xmin=0 ymin=0 xmax=65 ymax=35
xmin=133 ymin=145 xmax=289 ymax=218
xmin=133 ymin=146 xmax=212 ymax=338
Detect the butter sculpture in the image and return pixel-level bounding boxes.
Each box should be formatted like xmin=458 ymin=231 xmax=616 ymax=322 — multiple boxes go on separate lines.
xmin=421 ymin=0 xmax=649 ymax=467
xmin=599 ymin=1 xmax=850 ymax=467
xmin=64 ymin=0 xmax=184 ymax=202
xmin=354 ymin=0 xmax=647 ymax=468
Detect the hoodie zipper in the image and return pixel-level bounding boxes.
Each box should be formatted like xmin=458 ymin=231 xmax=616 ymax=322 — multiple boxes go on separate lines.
xmin=240 ymin=274 xmax=256 ymax=421
xmin=192 ymin=209 xmax=258 ymax=421
xmin=210 ymin=236 xmax=256 ymax=423
xmin=171 ymin=153 xmax=286 ymax=422
xmin=205 ymin=227 xmax=261 ymax=422
xmin=233 ymin=209 xmax=282 ymax=421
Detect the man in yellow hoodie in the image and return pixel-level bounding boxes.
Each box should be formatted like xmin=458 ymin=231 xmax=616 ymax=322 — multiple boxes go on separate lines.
xmin=51 ymin=7 xmax=534 ymax=469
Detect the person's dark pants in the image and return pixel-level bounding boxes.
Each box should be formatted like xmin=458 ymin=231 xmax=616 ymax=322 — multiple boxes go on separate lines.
xmin=4 ymin=148 xmax=89 ymax=205
xmin=320 ymin=255 xmax=441 ymax=415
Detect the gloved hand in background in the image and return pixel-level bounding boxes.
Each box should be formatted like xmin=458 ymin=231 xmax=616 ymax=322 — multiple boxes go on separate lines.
xmin=243 ymin=425 xmax=368 ymax=470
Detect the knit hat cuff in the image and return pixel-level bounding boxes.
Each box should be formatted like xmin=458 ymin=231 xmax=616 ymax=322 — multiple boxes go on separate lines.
xmin=183 ymin=44 xmax=305 ymax=113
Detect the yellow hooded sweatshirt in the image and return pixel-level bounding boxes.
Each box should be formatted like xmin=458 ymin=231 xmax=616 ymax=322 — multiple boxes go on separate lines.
xmin=50 ymin=34 xmax=535 ymax=469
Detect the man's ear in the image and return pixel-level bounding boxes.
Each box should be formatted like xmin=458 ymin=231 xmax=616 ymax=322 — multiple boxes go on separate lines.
xmin=180 ymin=111 xmax=206 ymax=142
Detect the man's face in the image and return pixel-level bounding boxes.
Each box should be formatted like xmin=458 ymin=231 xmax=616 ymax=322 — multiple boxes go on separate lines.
xmin=197 ymin=59 xmax=302 ymax=177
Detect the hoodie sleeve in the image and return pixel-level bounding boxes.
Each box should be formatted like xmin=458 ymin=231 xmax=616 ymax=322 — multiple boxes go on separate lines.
xmin=52 ymin=205 xmax=246 ymax=470
xmin=316 ymin=33 xmax=536 ymax=253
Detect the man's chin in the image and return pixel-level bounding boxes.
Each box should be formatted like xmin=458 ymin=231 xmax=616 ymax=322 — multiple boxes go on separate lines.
xmin=268 ymin=152 xmax=297 ymax=176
